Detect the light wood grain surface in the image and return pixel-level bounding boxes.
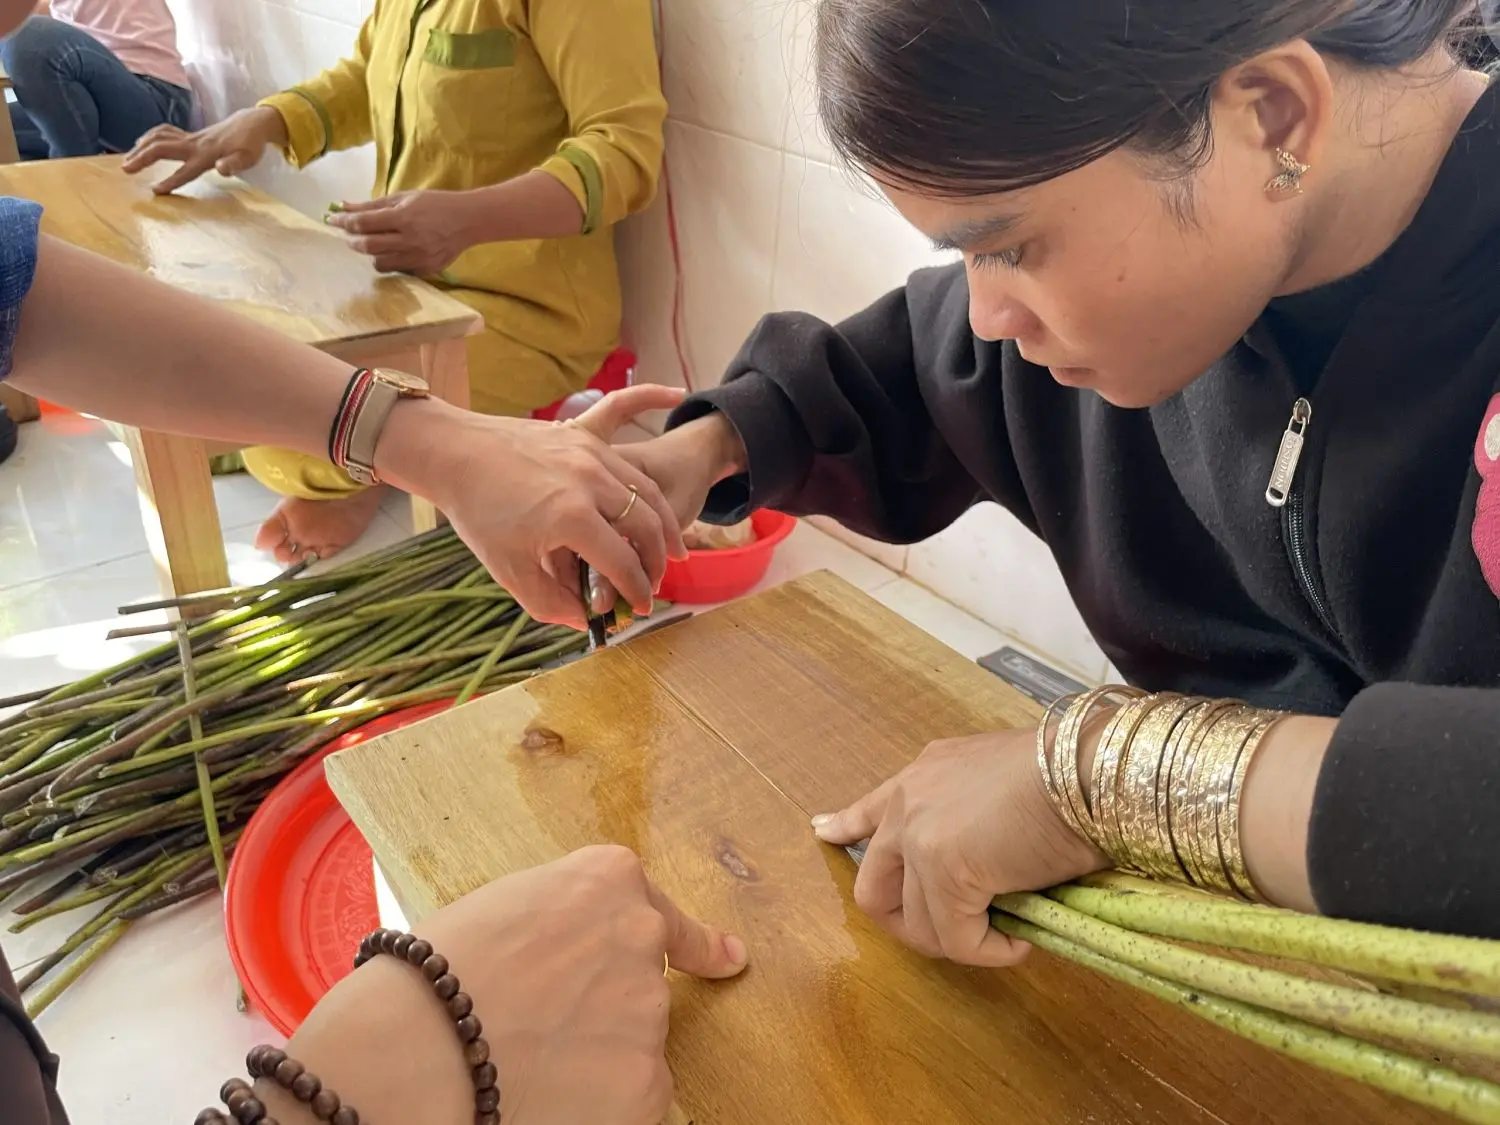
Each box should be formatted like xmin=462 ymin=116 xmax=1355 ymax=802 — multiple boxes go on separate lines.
xmin=0 ymin=155 xmax=480 ymax=356
xmin=327 ymin=572 xmax=1449 ymax=1125
xmin=0 ymin=155 xmax=480 ymax=598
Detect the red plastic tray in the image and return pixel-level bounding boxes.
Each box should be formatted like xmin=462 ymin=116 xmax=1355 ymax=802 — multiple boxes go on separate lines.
xmin=224 ymin=700 xmax=455 ymax=1036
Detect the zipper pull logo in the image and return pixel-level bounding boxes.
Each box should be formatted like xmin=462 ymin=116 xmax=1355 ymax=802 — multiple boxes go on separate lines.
xmin=1265 ymin=398 xmax=1312 ymax=508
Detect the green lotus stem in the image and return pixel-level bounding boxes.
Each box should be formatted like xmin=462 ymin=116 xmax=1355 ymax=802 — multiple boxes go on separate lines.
xmin=352 ymin=588 xmax=514 ymax=619
xmin=456 ymin=612 xmax=532 ymax=706
xmin=9 ymin=851 xmax=177 ymax=931
xmin=284 ymin=634 xmax=524 ymax=691
xmin=176 ymin=622 xmax=228 ymax=891
xmin=999 ymin=892 xmax=1500 ymax=1061
xmin=1049 ymin=884 xmax=1500 ymax=999
xmin=992 ymin=911 xmax=1500 ymax=1124
xmin=119 ymin=868 xmax=222 ymax=921
xmin=99 ymin=682 xmax=501 ymax=778
xmin=10 ymin=870 xmax=85 ymax=915
xmin=24 ymin=917 xmax=133 ymax=1019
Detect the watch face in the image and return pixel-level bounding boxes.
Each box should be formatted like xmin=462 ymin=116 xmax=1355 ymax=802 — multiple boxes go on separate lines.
xmin=373 ymin=368 xmax=430 ymax=394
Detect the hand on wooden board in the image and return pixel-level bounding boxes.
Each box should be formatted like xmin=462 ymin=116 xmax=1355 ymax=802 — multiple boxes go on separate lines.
xmin=262 ymin=847 xmax=748 ymax=1125
xmin=326 ymin=190 xmax=475 ymax=276
xmin=812 ymin=727 xmax=1108 ymax=967
xmin=122 ymin=107 xmax=288 ymax=194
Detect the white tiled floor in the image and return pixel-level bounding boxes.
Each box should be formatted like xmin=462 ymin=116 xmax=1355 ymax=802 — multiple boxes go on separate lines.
xmin=0 ymin=411 xmax=1030 ymax=1123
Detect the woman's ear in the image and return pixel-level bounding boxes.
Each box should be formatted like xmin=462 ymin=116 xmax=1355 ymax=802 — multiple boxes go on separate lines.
xmin=1213 ymin=40 xmax=1335 ymax=172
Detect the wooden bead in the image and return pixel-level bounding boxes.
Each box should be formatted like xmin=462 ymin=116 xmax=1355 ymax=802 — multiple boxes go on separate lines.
xmin=456 ymin=1015 xmax=482 ymax=1042
xmin=476 ymin=1085 xmax=500 ymax=1113
xmin=477 ymin=1111 xmax=500 ymax=1125
xmin=310 ymin=1089 xmax=341 ymax=1119
xmin=225 ymin=1087 xmax=254 ymax=1113
xmin=464 ymin=1038 xmax=490 ymax=1067
xmin=195 ymin=1110 xmax=230 ymax=1125
xmin=290 ymin=1072 xmax=322 ymax=1101
xmin=230 ymin=1096 xmax=266 ymax=1124
xmin=405 ymin=938 xmax=433 ymax=966
xmin=420 ymin=953 xmax=449 ymax=981
xmin=221 ymin=1078 xmax=251 ymax=1103
xmin=377 ymin=930 xmax=399 ymax=954
xmin=471 ymin=1061 xmax=497 ymax=1089
xmin=447 ymin=992 xmax=473 ymax=1020
xmin=274 ymin=1058 xmax=305 ymax=1086
xmin=392 ymin=933 xmax=415 ymax=959
xmin=433 ymin=973 xmax=459 ymax=1000
xmin=246 ymin=1046 xmax=273 ymax=1075
xmin=330 ymin=1107 xmax=360 ymax=1125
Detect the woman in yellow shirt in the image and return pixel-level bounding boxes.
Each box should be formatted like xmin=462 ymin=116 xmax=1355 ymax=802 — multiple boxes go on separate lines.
xmin=123 ymin=0 xmax=666 ymax=561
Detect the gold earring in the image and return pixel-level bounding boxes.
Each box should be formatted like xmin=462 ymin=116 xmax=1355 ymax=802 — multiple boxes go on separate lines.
xmin=1266 ymin=148 xmax=1310 ymax=196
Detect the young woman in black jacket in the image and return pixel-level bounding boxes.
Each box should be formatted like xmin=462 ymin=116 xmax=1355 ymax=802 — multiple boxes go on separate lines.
xmin=620 ymin=0 xmax=1500 ymax=957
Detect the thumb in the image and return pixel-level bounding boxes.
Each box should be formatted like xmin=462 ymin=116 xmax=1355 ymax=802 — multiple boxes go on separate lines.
xmin=647 ymin=883 xmax=748 ymax=980
xmin=216 ymin=150 xmax=254 ymax=176
xmin=811 ymin=778 xmax=895 ymax=846
xmin=573 ymin=384 xmax=689 ymax=442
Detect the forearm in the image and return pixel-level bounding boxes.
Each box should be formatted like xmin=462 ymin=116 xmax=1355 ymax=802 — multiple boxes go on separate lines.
xmin=6 ymin=236 xmax=460 ymax=498
xmin=256 ymin=957 xmax=470 ymax=1125
xmin=667 ymin=270 xmax=989 ymax=540
xmin=452 ymin=170 xmax=585 ymax=246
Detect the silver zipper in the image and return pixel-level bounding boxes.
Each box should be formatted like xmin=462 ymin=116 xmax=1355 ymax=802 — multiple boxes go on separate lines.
xmin=1265 ymin=398 xmax=1312 ymax=508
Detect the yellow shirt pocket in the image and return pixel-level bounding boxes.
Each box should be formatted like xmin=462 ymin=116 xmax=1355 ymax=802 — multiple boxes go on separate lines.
xmin=417 ymin=28 xmax=517 ymax=154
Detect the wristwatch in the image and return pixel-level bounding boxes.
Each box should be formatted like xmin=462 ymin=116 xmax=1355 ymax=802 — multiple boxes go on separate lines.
xmin=336 ymin=368 xmax=431 ymax=486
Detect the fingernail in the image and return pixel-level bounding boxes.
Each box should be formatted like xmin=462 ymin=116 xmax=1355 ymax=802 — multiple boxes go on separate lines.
xmin=723 ymin=934 xmax=748 ymax=966
xmin=322 ymin=214 xmax=332 ymax=225
xmin=327 ymin=201 xmax=344 ymax=213
xmin=810 ymin=813 xmax=835 ymax=839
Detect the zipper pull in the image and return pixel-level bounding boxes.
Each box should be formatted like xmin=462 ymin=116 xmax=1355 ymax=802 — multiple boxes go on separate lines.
xmin=1265 ymin=398 xmax=1312 ymax=508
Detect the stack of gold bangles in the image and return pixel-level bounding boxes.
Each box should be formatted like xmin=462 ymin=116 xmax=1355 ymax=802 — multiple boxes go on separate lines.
xmin=1037 ymin=688 xmax=1288 ymax=901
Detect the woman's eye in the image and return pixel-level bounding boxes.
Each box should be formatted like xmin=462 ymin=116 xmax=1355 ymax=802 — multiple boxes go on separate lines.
xmin=971 ymin=246 xmax=1026 ymax=271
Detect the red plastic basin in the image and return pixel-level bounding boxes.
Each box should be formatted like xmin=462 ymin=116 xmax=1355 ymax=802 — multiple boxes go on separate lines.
xmin=657 ymin=509 xmax=796 ymax=604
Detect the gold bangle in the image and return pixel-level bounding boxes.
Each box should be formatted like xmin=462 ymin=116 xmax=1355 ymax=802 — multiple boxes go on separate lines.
xmin=1035 ymin=694 xmax=1077 ymax=825
xmin=1055 ymin=687 xmax=1139 ymax=852
xmin=1170 ymin=700 xmax=1239 ymax=890
xmin=1220 ymin=714 xmax=1282 ymax=902
xmin=1092 ymin=694 xmax=1163 ymax=869
xmin=1198 ymin=707 xmax=1262 ymax=896
xmin=1115 ymin=694 xmax=1196 ymax=881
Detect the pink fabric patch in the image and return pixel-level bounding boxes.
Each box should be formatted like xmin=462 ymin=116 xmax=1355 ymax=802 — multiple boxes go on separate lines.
xmin=1472 ymin=394 xmax=1500 ymax=596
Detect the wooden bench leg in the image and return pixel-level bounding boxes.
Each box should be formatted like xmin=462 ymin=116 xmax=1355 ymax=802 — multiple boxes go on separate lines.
xmin=409 ymin=338 xmax=471 ymax=533
xmin=0 ymin=106 xmax=19 ymax=165
xmin=123 ymin=426 xmax=231 ymax=600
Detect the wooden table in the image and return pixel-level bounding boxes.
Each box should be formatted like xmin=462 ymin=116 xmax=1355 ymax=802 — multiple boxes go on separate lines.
xmin=326 ymin=572 xmax=1453 ymax=1125
xmin=0 ymin=155 xmax=481 ymax=599
xmin=0 ymin=67 xmax=17 ymax=165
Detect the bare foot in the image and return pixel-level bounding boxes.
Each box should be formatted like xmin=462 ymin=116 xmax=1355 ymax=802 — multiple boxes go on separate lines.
xmin=255 ymin=486 xmax=391 ymax=564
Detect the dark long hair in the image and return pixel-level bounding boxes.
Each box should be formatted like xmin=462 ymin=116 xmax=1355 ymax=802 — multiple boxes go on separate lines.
xmin=815 ymin=0 xmax=1482 ymax=196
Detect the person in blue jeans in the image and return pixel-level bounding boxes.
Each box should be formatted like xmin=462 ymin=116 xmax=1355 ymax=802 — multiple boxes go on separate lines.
xmin=0 ymin=1 xmax=193 ymax=160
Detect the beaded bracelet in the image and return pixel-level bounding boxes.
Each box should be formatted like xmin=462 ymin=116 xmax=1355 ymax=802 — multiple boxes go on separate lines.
xmin=195 ymin=928 xmax=500 ymax=1125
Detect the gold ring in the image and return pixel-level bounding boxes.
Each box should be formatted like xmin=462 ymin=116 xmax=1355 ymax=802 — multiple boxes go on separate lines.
xmin=612 ymin=486 xmax=640 ymax=524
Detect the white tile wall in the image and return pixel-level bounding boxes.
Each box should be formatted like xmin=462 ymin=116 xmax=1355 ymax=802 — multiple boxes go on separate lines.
xmin=164 ymin=0 xmax=1110 ymax=680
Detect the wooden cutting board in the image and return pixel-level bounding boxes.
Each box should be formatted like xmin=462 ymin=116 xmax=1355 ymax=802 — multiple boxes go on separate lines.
xmin=326 ymin=571 xmax=1451 ymax=1125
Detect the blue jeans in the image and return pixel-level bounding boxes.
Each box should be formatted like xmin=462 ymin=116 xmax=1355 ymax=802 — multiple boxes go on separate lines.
xmin=0 ymin=16 xmax=193 ymax=160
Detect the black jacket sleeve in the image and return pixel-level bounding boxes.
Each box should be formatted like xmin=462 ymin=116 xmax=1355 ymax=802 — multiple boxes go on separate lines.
xmin=667 ymin=264 xmax=1026 ymax=543
xmin=1310 ymin=683 xmax=1500 ymax=938
xmin=0 ymin=945 xmax=69 ymax=1125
